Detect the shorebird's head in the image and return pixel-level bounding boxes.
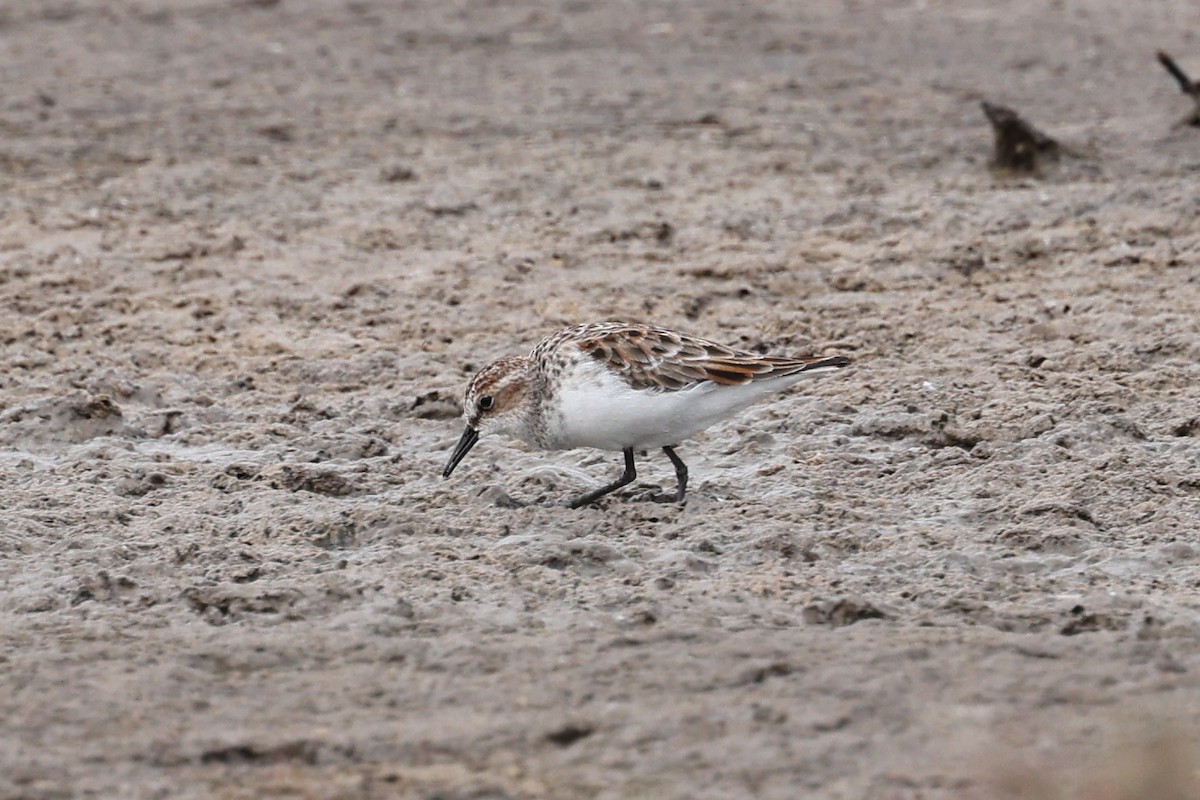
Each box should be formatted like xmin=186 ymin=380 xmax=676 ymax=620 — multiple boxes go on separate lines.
xmin=443 ymin=357 xmax=532 ymax=479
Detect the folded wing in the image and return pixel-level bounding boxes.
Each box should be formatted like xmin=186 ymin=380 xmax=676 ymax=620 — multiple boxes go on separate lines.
xmin=573 ymin=323 xmax=850 ymax=392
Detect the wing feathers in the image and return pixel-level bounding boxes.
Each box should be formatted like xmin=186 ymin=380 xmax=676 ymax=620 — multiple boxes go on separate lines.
xmin=568 ymin=323 xmax=850 ymax=391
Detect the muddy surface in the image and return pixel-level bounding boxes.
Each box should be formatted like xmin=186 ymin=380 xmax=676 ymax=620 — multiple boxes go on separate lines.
xmin=2 ymin=1 xmax=1200 ymax=798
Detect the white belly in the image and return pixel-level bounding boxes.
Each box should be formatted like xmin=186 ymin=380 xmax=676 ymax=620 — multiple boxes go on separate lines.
xmin=549 ymin=359 xmax=818 ymax=451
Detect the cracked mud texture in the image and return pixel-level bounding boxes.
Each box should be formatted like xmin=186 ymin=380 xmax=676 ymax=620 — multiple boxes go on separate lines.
xmin=2 ymin=1 xmax=1200 ymax=798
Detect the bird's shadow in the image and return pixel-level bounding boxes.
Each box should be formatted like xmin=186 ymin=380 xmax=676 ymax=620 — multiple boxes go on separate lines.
xmin=473 ymin=480 xmax=687 ymax=510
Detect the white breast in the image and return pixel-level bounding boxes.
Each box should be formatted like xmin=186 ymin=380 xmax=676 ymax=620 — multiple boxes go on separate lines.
xmin=547 ymin=358 xmax=828 ymax=451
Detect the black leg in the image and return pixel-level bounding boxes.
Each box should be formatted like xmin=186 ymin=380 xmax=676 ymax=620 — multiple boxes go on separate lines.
xmin=662 ymin=446 xmax=688 ymax=503
xmin=568 ymin=448 xmax=637 ymax=508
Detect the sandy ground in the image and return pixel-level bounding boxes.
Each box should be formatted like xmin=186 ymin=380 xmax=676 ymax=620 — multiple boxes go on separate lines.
xmin=3 ymin=1 xmax=1200 ymax=798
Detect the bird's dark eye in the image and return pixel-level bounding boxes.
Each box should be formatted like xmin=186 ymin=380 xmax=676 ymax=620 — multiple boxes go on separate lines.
xmin=478 ymin=395 xmax=494 ymax=411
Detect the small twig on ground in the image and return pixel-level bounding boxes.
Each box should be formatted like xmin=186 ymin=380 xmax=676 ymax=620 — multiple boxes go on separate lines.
xmin=1156 ymin=50 xmax=1200 ymax=126
xmin=980 ymin=101 xmax=1059 ymax=173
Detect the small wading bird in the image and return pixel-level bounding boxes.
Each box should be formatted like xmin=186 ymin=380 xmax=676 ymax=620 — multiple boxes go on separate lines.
xmin=443 ymin=321 xmax=850 ymax=508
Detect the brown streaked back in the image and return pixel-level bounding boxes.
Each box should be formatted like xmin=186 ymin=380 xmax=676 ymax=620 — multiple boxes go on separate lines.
xmin=558 ymin=322 xmax=850 ymax=392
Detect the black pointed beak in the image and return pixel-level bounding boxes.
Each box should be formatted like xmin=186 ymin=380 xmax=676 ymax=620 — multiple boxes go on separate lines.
xmin=443 ymin=427 xmax=480 ymax=478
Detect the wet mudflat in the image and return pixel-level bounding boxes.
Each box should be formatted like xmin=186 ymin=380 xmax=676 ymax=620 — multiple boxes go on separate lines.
xmin=2 ymin=1 xmax=1199 ymax=798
